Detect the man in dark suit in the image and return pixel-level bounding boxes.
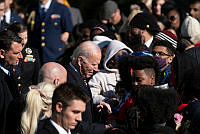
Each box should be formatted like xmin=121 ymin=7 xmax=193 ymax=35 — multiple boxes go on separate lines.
xmin=37 ymin=83 xmax=90 ymax=134
xmin=27 ymin=0 xmax=73 ymax=64
xmin=0 ymin=29 xmax=23 ymax=134
xmin=64 ymin=41 xmax=111 ymax=134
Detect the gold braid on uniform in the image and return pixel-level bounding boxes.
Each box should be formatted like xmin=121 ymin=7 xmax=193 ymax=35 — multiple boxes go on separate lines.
xmin=27 ymin=11 xmax=36 ymax=32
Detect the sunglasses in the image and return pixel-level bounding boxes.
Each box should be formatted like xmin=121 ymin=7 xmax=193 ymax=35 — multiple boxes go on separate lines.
xmin=152 ymin=51 xmax=172 ymax=56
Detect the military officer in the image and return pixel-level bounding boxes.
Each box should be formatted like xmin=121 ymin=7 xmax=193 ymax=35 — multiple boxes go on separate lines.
xmin=0 ymin=29 xmax=23 ymax=134
xmin=27 ymin=0 xmax=73 ymax=64
xmin=3 ymin=0 xmax=24 ymax=24
xmin=7 ymin=22 xmax=41 ymax=95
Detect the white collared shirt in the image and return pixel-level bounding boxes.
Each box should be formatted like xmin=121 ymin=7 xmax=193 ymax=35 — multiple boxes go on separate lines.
xmin=40 ymin=0 xmax=52 ymax=12
xmin=0 ymin=64 xmax=10 ymax=75
xmin=4 ymin=9 xmax=11 ymax=24
xmin=145 ymin=36 xmax=154 ymax=48
xmin=50 ymin=119 xmax=71 ymax=134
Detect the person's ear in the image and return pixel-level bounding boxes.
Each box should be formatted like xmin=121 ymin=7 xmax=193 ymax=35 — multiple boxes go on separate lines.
xmin=56 ymin=102 xmax=63 ymax=113
xmin=116 ymin=9 xmax=120 ymax=14
xmin=0 ymin=49 xmax=5 ymax=59
xmin=77 ymin=56 xmax=84 ymax=67
xmin=151 ymin=74 xmax=155 ymax=85
xmin=168 ymin=54 xmax=175 ymax=64
xmin=53 ymin=78 xmax=59 ymax=87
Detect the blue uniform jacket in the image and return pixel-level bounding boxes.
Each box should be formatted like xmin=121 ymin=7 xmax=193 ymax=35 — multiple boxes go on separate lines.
xmin=10 ymin=11 xmax=24 ymax=24
xmin=28 ymin=0 xmax=73 ymax=63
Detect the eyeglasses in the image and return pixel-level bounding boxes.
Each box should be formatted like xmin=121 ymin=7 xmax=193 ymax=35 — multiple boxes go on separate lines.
xmin=152 ymin=51 xmax=172 ymax=56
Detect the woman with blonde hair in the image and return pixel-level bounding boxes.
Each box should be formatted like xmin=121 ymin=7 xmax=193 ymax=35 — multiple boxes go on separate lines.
xmin=20 ymin=82 xmax=56 ymax=134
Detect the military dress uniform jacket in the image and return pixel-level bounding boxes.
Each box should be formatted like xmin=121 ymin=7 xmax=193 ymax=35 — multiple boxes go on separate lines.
xmin=0 ymin=11 xmax=23 ymax=31
xmin=10 ymin=11 xmax=24 ymax=24
xmin=12 ymin=46 xmax=40 ymax=95
xmin=28 ymin=0 xmax=73 ymax=63
xmin=65 ymin=64 xmax=105 ymax=134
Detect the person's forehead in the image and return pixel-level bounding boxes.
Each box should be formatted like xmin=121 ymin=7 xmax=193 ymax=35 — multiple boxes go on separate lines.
xmin=5 ymin=0 xmax=11 ymax=4
xmin=190 ymin=2 xmax=200 ymax=7
xmin=10 ymin=42 xmax=22 ymax=49
xmin=134 ymin=70 xmax=148 ymax=77
xmin=87 ymin=56 xmax=100 ymax=63
xmin=153 ymin=45 xmax=168 ymax=51
xmin=0 ymin=3 xmax=4 ymax=8
xmin=168 ymin=10 xmax=179 ymax=15
xmin=18 ymin=31 xmax=27 ymax=36
xmin=0 ymin=2 xmax=4 ymax=6
xmin=157 ymin=0 xmax=165 ymax=5
xmin=67 ymin=99 xmax=85 ymax=108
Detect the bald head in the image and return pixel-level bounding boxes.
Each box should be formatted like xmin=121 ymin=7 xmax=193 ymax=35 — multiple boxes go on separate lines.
xmin=71 ymin=41 xmax=102 ymax=79
xmin=39 ymin=62 xmax=67 ymax=86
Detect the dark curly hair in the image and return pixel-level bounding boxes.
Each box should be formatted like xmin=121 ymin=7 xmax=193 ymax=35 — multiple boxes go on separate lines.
xmin=118 ymin=54 xmax=161 ymax=92
xmin=126 ymin=85 xmax=178 ymax=134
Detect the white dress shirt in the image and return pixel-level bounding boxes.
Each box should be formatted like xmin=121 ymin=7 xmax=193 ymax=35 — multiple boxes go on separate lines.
xmin=145 ymin=36 xmax=154 ymax=48
xmin=4 ymin=9 xmax=11 ymax=24
xmin=50 ymin=119 xmax=71 ymax=134
xmin=0 ymin=64 xmax=10 ymax=75
xmin=40 ymin=0 xmax=52 ymax=11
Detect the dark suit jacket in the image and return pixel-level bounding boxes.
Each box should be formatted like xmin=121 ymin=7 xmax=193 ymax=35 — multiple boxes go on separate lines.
xmin=0 ymin=65 xmax=24 ymax=134
xmin=65 ymin=63 xmax=105 ymax=134
xmin=37 ymin=118 xmax=59 ymax=134
xmin=0 ymin=69 xmax=14 ymax=134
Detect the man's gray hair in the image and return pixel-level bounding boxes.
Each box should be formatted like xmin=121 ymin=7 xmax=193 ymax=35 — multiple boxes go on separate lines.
xmin=71 ymin=41 xmax=101 ymax=62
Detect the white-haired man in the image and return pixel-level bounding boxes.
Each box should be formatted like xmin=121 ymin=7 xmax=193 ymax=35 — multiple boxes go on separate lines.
xmin=65 ymin=41 xmax=111 ymax=134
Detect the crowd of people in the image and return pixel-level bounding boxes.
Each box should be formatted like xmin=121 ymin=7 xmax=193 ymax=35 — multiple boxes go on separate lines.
xmin=1 ymin=0 xmax=200 ymax=134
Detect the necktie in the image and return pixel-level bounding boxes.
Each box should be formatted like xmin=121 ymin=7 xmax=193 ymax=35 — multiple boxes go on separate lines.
xmin=40 ymin=7 xmax=46 ymax=20
xmin=2 ymin=15 xmax=6 ymax=23
xmin=0 ymin=15 xmax=6 ymax=27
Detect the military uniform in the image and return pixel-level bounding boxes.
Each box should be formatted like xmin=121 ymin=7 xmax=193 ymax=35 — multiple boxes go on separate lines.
xmin=10 ymin=11 xmax=24 ymax=24
xmin=27 ymin=0 xmax=73 ymax=64
xmin=0 ymin=11 xmax=23 ymax=31
xmin=12 ymin=46 xmax=40 ymax=95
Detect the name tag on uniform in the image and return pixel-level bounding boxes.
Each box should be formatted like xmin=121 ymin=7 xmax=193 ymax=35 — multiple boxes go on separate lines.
xmin=51 ymin=14 xmax=61 ymax=19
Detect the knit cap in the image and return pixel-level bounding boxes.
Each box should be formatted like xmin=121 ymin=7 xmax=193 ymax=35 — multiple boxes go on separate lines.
xmin=154 ymin=30 xmax=178 ymax=51
xmin=181 ymin=16 xmax=200 ymax=44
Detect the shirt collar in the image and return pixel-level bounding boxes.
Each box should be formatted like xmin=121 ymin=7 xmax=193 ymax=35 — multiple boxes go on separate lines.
xmin=69 ymin=62 xmax=78 ymax=72
xmin=4 ymin=9 xmax=11 ymax=23
xmin=50 ymin=119 xmax=71 ymax=134
xmin=40 ymin=0 xmax=52 ymax=11
xmin=0 ymin=64 xmax=10 ymax=75
xmin=145 ymin=36 xmax=154 ymax=48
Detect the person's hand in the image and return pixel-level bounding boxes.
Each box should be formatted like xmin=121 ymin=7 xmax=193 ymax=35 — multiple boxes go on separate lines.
xmin=105 ymin=124 xmax=112 ymax=130
xmin=97 ymin=101 xmax=112 ymax=114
